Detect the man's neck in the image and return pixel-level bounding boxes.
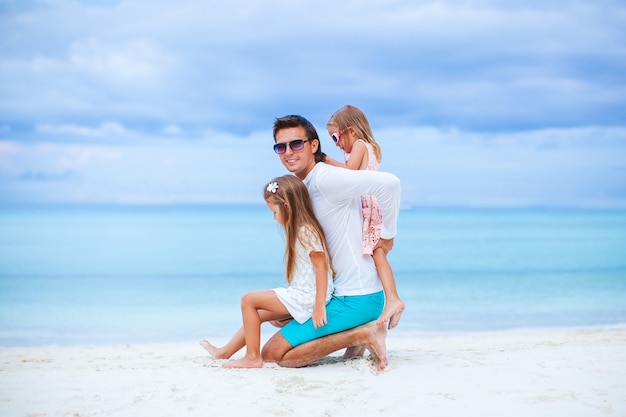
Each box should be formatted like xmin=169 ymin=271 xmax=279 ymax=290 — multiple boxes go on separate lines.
xmin=296 ymin=161 xmax=318 ymax=180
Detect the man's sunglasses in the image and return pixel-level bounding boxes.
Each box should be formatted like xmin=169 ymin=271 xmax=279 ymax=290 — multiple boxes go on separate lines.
xmin=331 ymin=127 xmax=349 ymax=143
xmin=273 ymin=139 xmax=312 ymax=154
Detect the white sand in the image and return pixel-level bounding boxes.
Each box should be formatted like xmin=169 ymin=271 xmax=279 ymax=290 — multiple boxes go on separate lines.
xmin=1 ymin=326 xmax=625 ymax=417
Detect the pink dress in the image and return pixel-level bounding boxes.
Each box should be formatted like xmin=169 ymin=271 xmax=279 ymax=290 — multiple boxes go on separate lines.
xmin=345 ymin=140 xmax=383 ymax=255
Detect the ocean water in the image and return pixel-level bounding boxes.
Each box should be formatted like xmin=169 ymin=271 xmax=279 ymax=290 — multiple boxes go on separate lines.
xmin=0 ymin=205 xmax=625 ymax=347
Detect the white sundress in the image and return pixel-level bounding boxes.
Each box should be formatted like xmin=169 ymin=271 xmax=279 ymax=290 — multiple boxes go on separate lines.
xmin=272 ymin=225 xmax=334 ymax=324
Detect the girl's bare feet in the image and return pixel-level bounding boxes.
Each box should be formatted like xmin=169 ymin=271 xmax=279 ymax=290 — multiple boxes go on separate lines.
xmin=377 ymin=299 xmax=406 ymax=330
xmin=199 ymin=339 xmax=231 ymax=360
xmin=223 ymin=356 xmax=263 ymax=368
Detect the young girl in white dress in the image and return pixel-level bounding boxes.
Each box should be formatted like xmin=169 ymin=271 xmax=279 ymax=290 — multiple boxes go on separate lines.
xmin=200 ymin=175 xmax=334 ymax=368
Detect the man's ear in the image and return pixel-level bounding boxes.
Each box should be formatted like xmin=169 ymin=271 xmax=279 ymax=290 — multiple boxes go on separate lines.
xmin=311 ymin=138 xmax=320 ymax=153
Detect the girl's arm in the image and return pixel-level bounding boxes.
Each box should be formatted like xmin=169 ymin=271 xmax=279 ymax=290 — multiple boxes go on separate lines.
xmin=309 ymin=251 xmax=329 ymax=329
xmin=344 ymin=140 xmax=368 ymax=170
xmin=324 ymin=155 xmax=344 ymax=167
xmin=316 ymin=166 xmax=401 ymax=240
xmin=324 ymin=141 xmax=368 ymax=170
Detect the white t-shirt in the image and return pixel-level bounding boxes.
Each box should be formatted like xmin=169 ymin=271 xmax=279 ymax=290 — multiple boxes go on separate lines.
xmin=303 ymin=162 xmax=401 ymax=296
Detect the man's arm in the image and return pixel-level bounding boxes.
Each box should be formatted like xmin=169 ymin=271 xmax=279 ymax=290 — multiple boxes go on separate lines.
xmin=318 ymin=165 xmax=401 ymax=239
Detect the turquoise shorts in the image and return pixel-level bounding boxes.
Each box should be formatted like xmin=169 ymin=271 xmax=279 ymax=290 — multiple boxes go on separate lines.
xmin=280 ymin=291 xmax=385 ymax=347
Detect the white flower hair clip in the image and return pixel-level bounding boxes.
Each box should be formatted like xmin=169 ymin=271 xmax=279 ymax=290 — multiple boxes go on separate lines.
xmin=266 ymin=181 xmax=279 ymax=193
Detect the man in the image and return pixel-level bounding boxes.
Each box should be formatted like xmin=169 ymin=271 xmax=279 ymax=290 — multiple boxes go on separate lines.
xmin=261 ymin=115 xmax=401 ymax=371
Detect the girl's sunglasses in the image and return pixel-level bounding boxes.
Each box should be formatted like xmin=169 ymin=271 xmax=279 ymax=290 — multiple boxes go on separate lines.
xmin=273 ymin=139 xmax=312 ymax=154
xmin=331 ymin=127 xmax=349 ymax=143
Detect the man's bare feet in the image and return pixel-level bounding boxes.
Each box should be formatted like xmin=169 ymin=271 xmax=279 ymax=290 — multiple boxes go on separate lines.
xmin=360 ymin=321 xmax=388 ymax=371
xmin=223 ymin=356 xmax=263 ymax=368
xmin=342 ymin=345 xmax=366 ymax=359
xmin=377 ymin=299 xmax=406 ymax=330
xmin=199 ymin=339 xmax=232 ymax=360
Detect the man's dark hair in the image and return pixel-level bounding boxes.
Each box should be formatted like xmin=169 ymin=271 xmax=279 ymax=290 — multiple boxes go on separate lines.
xmin=273 ymin=115 xmax=326 ymax=163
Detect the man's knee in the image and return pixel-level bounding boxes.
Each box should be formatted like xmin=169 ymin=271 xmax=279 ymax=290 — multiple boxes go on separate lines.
xmin=262 ymin=332 xmax=291 ymax=363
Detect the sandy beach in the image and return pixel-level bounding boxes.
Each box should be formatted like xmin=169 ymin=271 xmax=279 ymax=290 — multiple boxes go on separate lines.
xmin=1 ymin=326 xmax=625 ymax=417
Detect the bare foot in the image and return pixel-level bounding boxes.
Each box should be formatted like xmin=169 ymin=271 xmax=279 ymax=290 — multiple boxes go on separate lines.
xmin=342 ymin=345 xmax=366 ymax=359
xmin=361 ymin=321 xmax=388 ymax=371
xmin=199 ymin=339 xmax=231 ymax=360
xmin=223 ymin=356 xmax=263 ymax=369
xmin=377 ymin=299 xmax=406 ymax=330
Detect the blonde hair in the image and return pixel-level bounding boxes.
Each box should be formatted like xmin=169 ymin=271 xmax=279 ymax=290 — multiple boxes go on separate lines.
xmin=263 ymin=175 xmax=335 ymax=283
xmin=327 ymin=105 xmax=382 ymax=162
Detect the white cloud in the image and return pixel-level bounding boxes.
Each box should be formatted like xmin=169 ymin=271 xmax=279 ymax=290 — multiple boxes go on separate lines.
xmin=376 ymin=125 xmax=626 ymax=207
xmin=36 ymin=122 xmax=129 ymax=137
xmin=67 ymin=38 xmax=174 ymax=85
xmin=1 ymin=0 xmax=624 ymax=130
xmin=1 ymin=124 xmax=625 ymax=206
xmin=0 ymin=0 xmax=624 ymax=206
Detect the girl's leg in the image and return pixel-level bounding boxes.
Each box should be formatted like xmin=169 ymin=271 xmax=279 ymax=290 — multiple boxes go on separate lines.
xmin=224 ymin=290 xmax=290 ymax=368
xmin=199 ymin=326 xmax=245 ymax=359
xmin=373 ymin=248 xmax=405 ymax=329
xmin=200 ymin=307 xmax=291 ymax=360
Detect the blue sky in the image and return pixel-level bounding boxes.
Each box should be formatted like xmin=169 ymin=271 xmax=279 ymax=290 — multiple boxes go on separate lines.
xmin=1 ymin=0 xmax=625 ymax=207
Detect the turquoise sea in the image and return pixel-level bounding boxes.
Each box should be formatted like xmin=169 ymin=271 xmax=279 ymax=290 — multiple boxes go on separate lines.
xmin=1 ymin=205 xmax=625 ymax=346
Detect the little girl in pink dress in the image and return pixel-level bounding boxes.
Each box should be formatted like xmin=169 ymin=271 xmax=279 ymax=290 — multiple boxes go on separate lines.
xmin=351 ymin=140 xmax=383 ymax=256
xmin=325 ymin=105 xmax=405 ymax=330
